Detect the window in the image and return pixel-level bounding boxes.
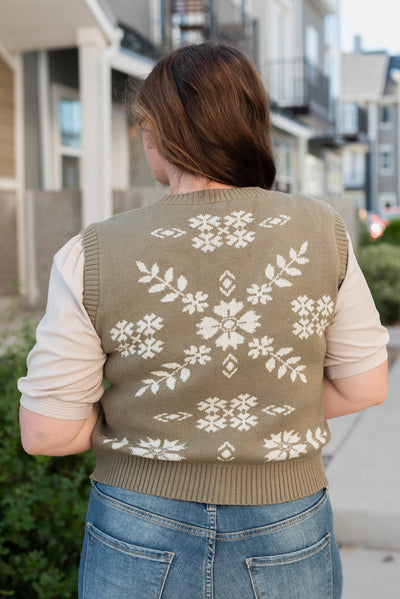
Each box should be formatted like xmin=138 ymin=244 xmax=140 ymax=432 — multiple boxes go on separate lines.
xmin=53 ymin=85 xmax=82 ymax=190
xmin=379 ymin=105 xmax=391 ymax=125
xmin=378 ymin=146 xmax=393 ymax=175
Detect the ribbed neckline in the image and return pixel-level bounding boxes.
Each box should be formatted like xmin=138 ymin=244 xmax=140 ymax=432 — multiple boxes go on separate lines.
xmin=159 ymin=186 xmax=266 ymax=205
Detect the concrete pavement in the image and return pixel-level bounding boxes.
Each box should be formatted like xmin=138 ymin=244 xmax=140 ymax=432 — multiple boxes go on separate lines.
xmin=325 ymin=326 xmax=400 ymax=597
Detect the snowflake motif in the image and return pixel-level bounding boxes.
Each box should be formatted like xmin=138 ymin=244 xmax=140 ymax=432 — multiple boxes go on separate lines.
xmin=110 ymin=315 xmax=164 ymax=359
xmin=230 ymin=394 xmax=258 ymax=431
xmin=136 ymin=262 xmax=209 ymax=315
xmin=197 ymin=299 xmax=261 ymax=351
xmin=217 ymin=441 xmax=235 ymax=461
xmin=130 ymin=437 xmax=186 ymax=461
xmin=248 ymin=336 xmax=307 ymax=383
xmin=247 ymin=283 xmax=272 ymax=305
xmin=189 ymin=211 xmax=255 ymax=252
xmin=262 ymin=405 xmax=295 ymax=416
xmin=196 ymin=397 xmax=229 ymax=432
xmin=291 ymin=295 xmax=334 ymax=340
xmin=183 ymin=344 xmax=212 ymax=365
xmin=196 ymin=394 xmax=258 ymax=433
xmin=264 ymin=430 xmax=307 ymax=461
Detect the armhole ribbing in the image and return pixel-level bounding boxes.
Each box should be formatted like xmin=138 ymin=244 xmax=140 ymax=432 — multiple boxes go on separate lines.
xmin=81 ymin=224 xmax=100 ymax=330
xmin=333 ymin=212 xmax=348 ymax=288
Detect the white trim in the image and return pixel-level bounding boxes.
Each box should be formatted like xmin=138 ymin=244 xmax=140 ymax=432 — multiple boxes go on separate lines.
xmin=84 ymin=0 xmax=121 ymax=44
xmin=110 ymin=50 xmax=154 ymax=79
xmin=14 ymin=53 xmax=27 ymax=298
xmin=0 ymin=179 xmax=17 ymax=191
xmin=0 ymin=40 xmax=17 ymax=70
xmin=38 ymin=51 xmax=54 ymax=190
xmin=271 ymin=112 xmax=312 ymax=140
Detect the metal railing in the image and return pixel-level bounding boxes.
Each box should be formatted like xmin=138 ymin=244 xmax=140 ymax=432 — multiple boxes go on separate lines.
xmin=265 ymin=57 xmax=332 ymax=122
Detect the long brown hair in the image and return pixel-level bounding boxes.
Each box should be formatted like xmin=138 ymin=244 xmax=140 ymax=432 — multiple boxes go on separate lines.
xmin=132 ymin=42 xmax=276 ymax=189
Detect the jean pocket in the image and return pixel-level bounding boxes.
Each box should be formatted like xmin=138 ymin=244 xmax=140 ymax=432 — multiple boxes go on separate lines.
xmin=246 ymin=533 xmax=333 ymax=599
xmin=81 ymin=522 xmax=174 ymax=599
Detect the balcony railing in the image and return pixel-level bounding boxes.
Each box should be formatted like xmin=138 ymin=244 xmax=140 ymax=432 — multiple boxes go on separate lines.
xmin=166 ymin=0 xmax=258 ymax=64
xmin=265 ymin=58 xmax=332 ymax=123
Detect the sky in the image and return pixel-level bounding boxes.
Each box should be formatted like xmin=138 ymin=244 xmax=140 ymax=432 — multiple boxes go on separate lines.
xmin=341 ymin=0 xmax=400 ymax=55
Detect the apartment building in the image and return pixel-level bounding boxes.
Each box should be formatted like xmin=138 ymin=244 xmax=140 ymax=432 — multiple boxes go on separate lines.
xmin=0 ymin=0 xmax=348 ymax=304
xmin=342 ymin=38 xmax=400 ymax=216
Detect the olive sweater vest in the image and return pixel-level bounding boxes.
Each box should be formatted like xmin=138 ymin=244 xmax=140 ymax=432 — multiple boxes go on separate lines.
xmin=82 ymin=187 xmax=348 ymax=505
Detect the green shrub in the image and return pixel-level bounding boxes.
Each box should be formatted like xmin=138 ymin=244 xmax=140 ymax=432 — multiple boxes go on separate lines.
xmin=357 ymin=243 xmax=400 ymax=325
xmin=380 ymin=218 xmax=400 ymax=246
xmin=0 ymin=321 xmax=95 ymax=598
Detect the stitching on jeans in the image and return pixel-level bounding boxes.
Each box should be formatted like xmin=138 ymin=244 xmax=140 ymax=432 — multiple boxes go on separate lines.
xmin=92 ymin=483 xmax=328 ymax=540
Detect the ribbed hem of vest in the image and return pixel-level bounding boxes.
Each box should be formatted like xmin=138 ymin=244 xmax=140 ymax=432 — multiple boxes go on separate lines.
xmin=90 ymin=453 xmax=328 ymax=505
xmin=159 ymin=186 xmax=266 ymax=205
xmin=81 ymin=224 xmax=100 ymax=328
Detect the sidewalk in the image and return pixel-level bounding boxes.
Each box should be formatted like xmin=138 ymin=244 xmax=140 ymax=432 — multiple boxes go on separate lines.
xmin=325 ymin=326 xmax=400 ymax=598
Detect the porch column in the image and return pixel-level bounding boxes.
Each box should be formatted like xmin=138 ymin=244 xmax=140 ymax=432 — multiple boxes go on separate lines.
xmin=76 ymin=26 xmax=112 ymax=227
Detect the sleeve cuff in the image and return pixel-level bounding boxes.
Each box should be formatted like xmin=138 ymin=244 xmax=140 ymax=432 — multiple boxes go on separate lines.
xmin=325 ymin=346 xmax=388 ymax=380
xmin=20 ymin=394 xmax=93 ymax=420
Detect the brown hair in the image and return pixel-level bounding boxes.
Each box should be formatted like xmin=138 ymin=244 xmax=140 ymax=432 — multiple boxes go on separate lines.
xmin=132 ymin=42 xmax=276 ymax=189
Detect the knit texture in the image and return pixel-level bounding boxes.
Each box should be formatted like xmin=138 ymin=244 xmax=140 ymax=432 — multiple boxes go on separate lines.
xmin=82 ymin=187 xmax=348 ymax=504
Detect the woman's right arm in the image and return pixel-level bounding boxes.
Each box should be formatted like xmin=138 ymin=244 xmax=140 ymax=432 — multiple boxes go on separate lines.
xmin=323 ymin=361 xmax=388 ymax=419
xmin=324 ymin=236 xmax=389 ymax=418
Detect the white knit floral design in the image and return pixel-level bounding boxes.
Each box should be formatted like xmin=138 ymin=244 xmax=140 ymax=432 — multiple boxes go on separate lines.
xmin=263 ymin=430 xmax=307 ymax=461
xmin=247 ymin=242 xmax=309 ymax=305
xmin=103 ymin=436 xmax=186 ymax=460
xmin=150 ymin=212 xmax=291 ymax=253
xmin=110 ymin=315 xmax=164 ymax=359
xmin=291 ymin=295 xmax=334 ymax=340
xmin=151 ymin=228 xmax=186 ymax=239
xmin=135 ymin=345 xmax=211 ymax=396
xmin=137 ymin=262 xmax=209 ymax=315
xmin=153 ymin=412 xmax=193 ymax=423
xmin=217 ymin=441 xmax=235 ymax=461
xmin=263 ymin=427 xmax=328 ymax=461
xmin=196 ymin=394 xmax=258 ymax=433
xmin=262 ymin=405 xmax=295 ymax=416
xmin=197 ymin=299 xmax=261 ymax=351
xmin=248 ymin=336 xmax=307 ymax=383
xmin=189 ymin=211 xmax=255 ymax=252
xmin=306 ymin=427 xmax=328 ymax=449
xmin=259 ymin=214 xmax=291 ymax=228
xmin=130 ymin=437 xmax=186 ymax=460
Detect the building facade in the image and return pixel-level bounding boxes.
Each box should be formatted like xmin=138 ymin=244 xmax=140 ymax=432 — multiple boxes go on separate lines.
xmin=1 ymin=0 xmax=355 ymax=305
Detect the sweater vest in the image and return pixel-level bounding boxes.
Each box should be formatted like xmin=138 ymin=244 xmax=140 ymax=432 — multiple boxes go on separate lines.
xmin=82 ymin=187 xmax=348 ymax=505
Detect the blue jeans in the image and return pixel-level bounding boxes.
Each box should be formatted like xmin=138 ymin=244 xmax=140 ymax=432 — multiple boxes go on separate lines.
xmin=79 ymin=482 xmax=342 ymax=599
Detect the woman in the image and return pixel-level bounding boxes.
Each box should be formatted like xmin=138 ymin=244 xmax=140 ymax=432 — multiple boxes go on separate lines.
xmin=19 ymin=42 xmax=388 ymax=599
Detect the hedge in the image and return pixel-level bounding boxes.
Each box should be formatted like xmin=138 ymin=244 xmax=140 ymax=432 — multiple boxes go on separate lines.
xmin=0 ymin=321 xmax=95 ymax=598
xmin=357 ymin=242 xmax=400 ymax=325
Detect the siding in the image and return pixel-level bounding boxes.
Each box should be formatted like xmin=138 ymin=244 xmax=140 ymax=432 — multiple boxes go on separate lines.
xmin=0 ymin=56 xmax=14 ymax=179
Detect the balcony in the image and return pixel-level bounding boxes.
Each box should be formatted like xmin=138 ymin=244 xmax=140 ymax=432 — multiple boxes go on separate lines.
xmin=166 ymin=0 xmax=258 ymax=63
xmin=340 ymin=104 xmax=369 ymax=143
xmin=308 ymin=0 xmax=337 ymax=15
xmin=265 ymin=58 xmax=333 ymax=125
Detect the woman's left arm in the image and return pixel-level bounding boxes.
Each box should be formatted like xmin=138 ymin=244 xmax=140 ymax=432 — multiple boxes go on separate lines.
xmin=20 ymin=403 xmax=101 ymax=456
xmin=18 ymin=235 xmax=107 ymax=456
